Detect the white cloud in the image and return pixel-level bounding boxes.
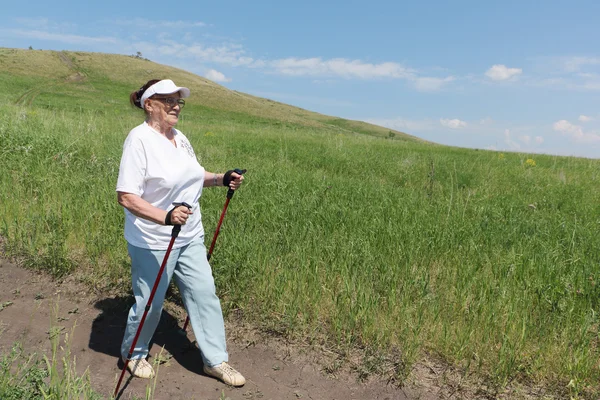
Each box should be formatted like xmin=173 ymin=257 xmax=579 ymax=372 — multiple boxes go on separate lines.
xmin=440 ymin=118 xmax=467 ymax=129
xmin=485 ymin=64 xmax=523 ymax=81
xmin=149 ymin=41 xmax=257 ymax=67
xmin=2 ymin=28 xmax=117 ymax=45
xmin=269 ymin=57 xmax=414 ymax=80
xmin=413 ymin=76 xmax=455 ymax=92
xmin=366 ymin=117 xmax=437 ymax=132
xmin=553 ymin=120 xmax=582 ymax=136
xmin=269 ymin=58 xmax=457 ymax=90
xmin=205 ymin=69 xmax=231 ymax=83
xmin=563 ymin=56 xmax=600 ymax=72
xmin=579 ymin=115 xmax=593 ymax=122
xmin=311 ymin=79 xmax=336 ymax=84
xmin=553 ymin=119 xmax=600 ymax=143
xmin=519 ymin=135 xmax=531 ymax=144
xmin=158 ymin=20 xmax=206 ymax=28
xmin=535 ymin=136 xmax=544 ymax=144
xmin=115 ymin=18 xmax=206 ymax=29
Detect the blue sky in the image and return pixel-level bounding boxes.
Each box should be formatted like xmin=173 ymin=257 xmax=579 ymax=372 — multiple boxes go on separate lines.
xmin=2 ymin=1 xmax=600 ymax=158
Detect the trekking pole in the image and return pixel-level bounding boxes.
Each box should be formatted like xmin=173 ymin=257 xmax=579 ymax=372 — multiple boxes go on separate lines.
xmin=113 ymin=202 xmax=191 ymax=399
xmin=181 ymin=169 xmax=246 ymax=332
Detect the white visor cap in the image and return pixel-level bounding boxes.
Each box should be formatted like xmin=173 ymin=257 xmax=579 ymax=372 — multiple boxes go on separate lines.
xmin=140 ymin=79 xmax=191 ymax=106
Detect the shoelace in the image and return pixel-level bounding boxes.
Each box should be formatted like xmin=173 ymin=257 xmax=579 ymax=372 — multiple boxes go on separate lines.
xmin=221 ymin=363 xmax=237 ymax=376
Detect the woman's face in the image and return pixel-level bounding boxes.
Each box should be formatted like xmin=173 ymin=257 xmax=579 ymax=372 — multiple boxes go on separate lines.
xmin=145 ymin=93 xmax=183 ymax=128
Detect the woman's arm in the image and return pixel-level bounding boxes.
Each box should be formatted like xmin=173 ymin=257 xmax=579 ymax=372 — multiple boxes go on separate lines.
xmin=117 ymin=192 xmax=191 ymax=225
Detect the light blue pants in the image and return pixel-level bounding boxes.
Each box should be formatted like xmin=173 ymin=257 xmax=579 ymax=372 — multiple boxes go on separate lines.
xmin=120 ymin=236 xmax=228 ymax=367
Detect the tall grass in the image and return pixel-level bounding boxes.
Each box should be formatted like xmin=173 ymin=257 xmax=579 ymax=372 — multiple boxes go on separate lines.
xmin=0 ymin=343 xmax=48 ymax=399
xmin=1 ymin=78 xmax=600 ymax=396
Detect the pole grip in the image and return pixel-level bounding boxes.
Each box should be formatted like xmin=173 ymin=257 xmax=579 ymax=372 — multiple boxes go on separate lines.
xmin=225 ymin=169 xmax=246 ymax=199
xmin=170 ymin=201 xmax=192 ymax=237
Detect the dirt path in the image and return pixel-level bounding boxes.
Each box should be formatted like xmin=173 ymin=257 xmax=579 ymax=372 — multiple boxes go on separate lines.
xmin=0 ymin=258 xmax=435 ymax=400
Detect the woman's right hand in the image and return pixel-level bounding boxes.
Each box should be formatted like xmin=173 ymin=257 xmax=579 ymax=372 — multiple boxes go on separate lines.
xmin=167 ymin=205 xmax=193 ymax=225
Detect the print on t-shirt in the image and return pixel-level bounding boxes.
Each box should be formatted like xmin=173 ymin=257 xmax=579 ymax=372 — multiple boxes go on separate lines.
xmin=180 ymin=138 xmax=196 ymax=158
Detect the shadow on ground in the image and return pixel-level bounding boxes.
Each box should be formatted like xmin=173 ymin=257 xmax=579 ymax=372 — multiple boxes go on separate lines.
xmin=89 ymin=296 xmax=204 ymax=375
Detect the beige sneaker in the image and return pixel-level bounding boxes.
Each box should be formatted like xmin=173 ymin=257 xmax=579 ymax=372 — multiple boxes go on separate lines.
xmin=203 ymin=362 xmax=246 ymax=386
xmin=124 ymin=358 xmax=155 ymax=379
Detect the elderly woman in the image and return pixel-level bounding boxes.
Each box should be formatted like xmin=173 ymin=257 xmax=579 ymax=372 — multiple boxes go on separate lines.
xmin=116 ymin=79 xmax=245 ymax=386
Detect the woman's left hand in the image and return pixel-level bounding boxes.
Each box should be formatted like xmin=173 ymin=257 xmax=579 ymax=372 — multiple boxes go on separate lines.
xmin=228 ymin=172 xmax=244 ymax=190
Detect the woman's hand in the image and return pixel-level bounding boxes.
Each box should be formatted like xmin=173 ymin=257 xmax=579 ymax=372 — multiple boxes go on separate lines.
xmin=167 ymin=205 xmax=193 ymax=225
xmin=227 ymin=171 xmax=244 ymax=191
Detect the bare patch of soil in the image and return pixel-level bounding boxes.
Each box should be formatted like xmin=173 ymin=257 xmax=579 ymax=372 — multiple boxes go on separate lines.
xmin=65 ymin=72 xmax=87 ymax=82
xmin=0 ymin=258 xmax=412 ymax=399
xmin=57 ymin=51 xmax=76 ymax=70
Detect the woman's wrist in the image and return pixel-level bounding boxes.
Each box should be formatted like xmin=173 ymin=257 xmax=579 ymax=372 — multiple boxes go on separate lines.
xmin=213 ymin=173 xmax=222 ymax=187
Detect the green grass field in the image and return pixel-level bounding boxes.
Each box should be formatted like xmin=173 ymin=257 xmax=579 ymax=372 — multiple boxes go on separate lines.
xmin=1 ymin=48 xmax=600 ymax=397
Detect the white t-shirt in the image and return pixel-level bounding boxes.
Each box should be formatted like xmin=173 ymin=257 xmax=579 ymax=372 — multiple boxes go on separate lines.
xmin=116 ymin=122 xmax=205 ymax=250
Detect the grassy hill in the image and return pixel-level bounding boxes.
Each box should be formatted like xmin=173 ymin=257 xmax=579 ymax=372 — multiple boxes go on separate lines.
xmin=1 ymin=47 xmax=600 ymax=398
xmin=0 ymin=47 xmax=421 ymax=140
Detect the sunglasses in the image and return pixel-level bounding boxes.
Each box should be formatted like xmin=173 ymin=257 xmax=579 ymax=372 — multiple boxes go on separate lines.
xmin=153 ymin=97 xmax=186 ymax=108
